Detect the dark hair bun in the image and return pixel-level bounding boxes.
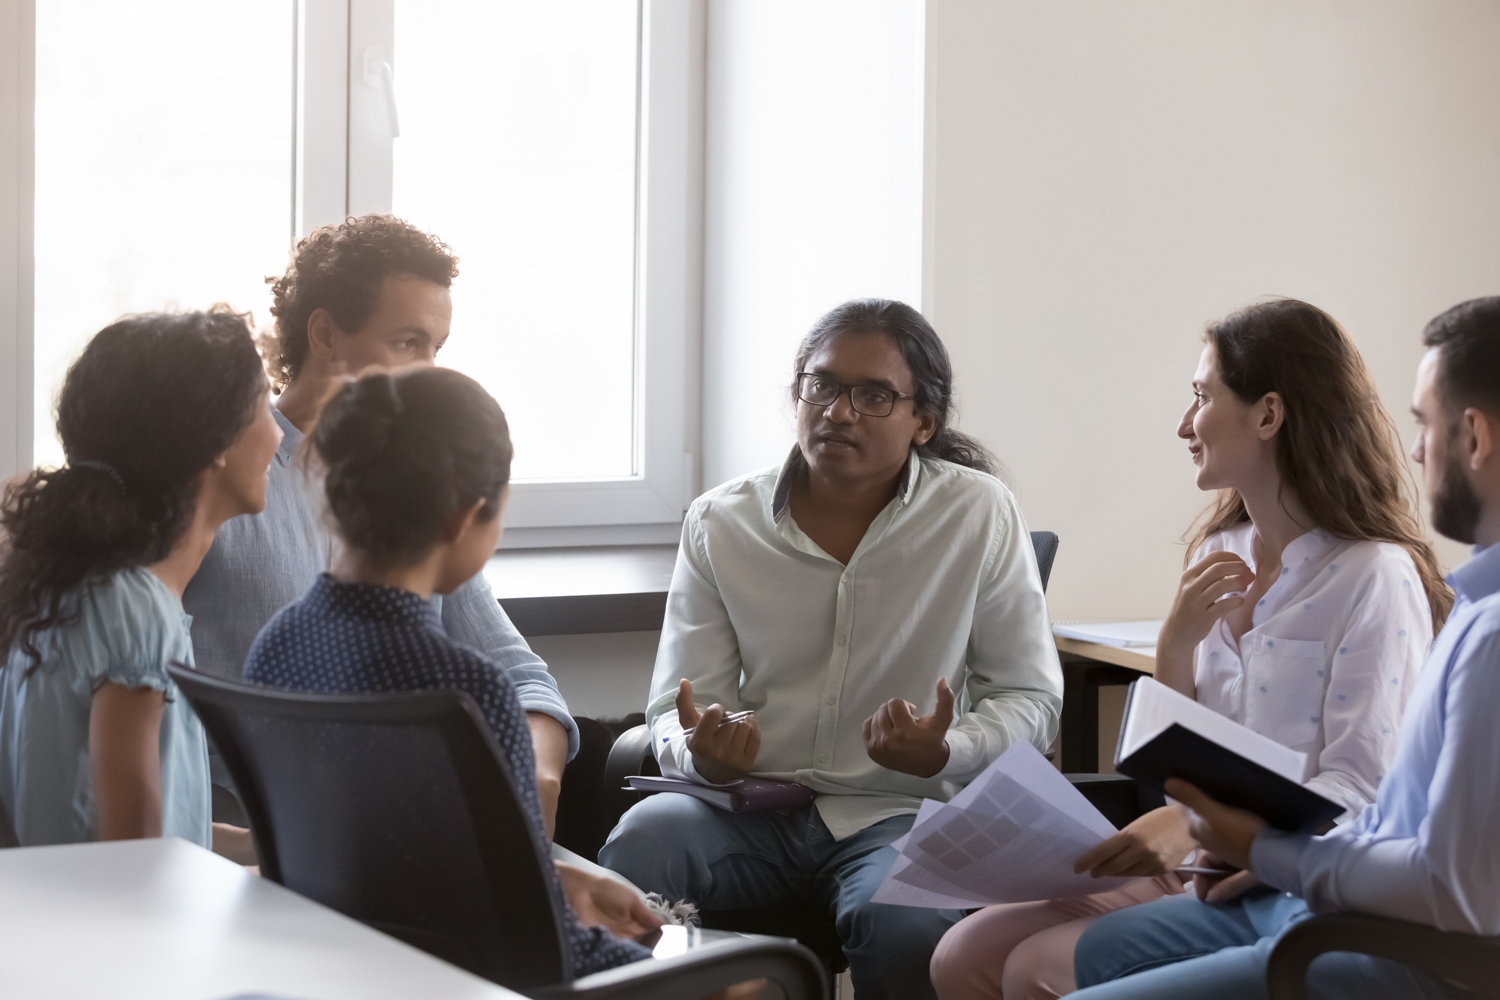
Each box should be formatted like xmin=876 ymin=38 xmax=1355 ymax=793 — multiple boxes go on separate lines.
xmin=316 ymin=373 xmax=404 ymax=467
xmin=312 ymin=367 xmax=512 ymax=567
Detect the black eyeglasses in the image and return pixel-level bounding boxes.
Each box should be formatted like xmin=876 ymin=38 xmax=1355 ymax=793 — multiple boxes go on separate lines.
xmin=796 ymin=372 xmax=915 ymax=417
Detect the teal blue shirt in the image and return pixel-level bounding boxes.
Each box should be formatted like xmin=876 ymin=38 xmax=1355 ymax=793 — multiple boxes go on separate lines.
xmin=0 ymin=567 xmax=210 ymax=847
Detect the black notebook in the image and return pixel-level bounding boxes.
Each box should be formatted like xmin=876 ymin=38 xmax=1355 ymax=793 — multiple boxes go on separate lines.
xmin=1114 ymin=679 xmax=1343 ymax=833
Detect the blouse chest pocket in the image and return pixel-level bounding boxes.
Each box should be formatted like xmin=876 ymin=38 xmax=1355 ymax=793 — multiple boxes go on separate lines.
xmin=1241 ymin=636 xmax=1328 ymax=752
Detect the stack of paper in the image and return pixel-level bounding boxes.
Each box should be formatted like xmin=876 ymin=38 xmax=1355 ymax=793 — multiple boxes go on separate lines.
xmin=1052 ymin=620 xmax=1163 ymax=648
xmin=871 ymin=742 xmax=1136 ymax=909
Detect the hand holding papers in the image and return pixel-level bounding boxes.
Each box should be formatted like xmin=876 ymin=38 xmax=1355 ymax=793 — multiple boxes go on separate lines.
xmin=872 ymin=742 xmax=1139 ymax=908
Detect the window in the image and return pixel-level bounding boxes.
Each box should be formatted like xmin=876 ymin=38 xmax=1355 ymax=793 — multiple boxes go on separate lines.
xmin=32 ymin=1 xmax=294 ymax=470
xmin=21 ymin=0 xmax=699 ymax=538
xmin=389 ymin=1 xmax=639 ymax=483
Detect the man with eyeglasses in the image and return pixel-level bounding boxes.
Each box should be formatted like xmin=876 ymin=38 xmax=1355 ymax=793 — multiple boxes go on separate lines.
xmin=600 ymin=299 xmax=1063 ymax=1000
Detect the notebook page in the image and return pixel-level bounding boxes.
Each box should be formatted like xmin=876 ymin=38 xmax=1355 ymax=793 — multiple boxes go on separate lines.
xmin=1120 ymin=678 xmax=1305 ymax=783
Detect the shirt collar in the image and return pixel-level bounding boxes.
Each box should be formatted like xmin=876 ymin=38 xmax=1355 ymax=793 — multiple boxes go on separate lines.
xmin=1280 ymin=527 xmax=1339 ymax=566
xmin=273 ymin=407 xmax=302 ymax=467
xmin=770 ymin=446 xmax=923 ymax=523
xmin=311 ymin=573 xmax=441 ymax=629
xmin=1448 ymin=542 xmax=1500 ymax=605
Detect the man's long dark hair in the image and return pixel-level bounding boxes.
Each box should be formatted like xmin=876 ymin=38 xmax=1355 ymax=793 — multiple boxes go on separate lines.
xmin=0 ymin=308 xmax=267 ymax=668
xmin=792 ymin=299 xmax=1002 ymax=476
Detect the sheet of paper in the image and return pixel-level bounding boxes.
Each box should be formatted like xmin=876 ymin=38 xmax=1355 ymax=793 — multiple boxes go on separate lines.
xmin=1053 ymin=620 xmax=1163 ymax=648
xmin=873 ymin=742 xmax=1137 ymax=908
xmin=873 ymin=800 xmax=994 ymax=908
xmin=1120 ymin=677 xmax=1305 ymax=783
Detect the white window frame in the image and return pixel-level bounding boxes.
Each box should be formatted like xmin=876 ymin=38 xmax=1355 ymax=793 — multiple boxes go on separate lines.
xmin=1 ymin=0 xmax=35 ymax=482
xmin=5 ymin=0 xmax=700 ymax=544
xmin=302 ymin=0 xmax=702 ymax=542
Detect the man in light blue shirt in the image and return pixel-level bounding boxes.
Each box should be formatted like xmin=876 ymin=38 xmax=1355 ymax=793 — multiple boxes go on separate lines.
xmin=184 ymin=215 xmax=577 ymax=831
xmin=1070 ymin=296 xmax=1500 ymax=1000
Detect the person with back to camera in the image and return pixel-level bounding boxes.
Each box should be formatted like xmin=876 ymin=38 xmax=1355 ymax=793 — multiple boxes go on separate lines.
xmin=0 ymin=308 xmax=282 ymax=859
xmin=929 ymin=298 xmax=1452 ymax=999
xmin=241 ymin=366 xmax=661 ymax=973
xmin=1063 ymin=298 xmax=1500 ymax=998
xmin=183 ymin=214 xmax=578 ymax=839
xmin=598 ymin=299 xmax=1065 ymax=1000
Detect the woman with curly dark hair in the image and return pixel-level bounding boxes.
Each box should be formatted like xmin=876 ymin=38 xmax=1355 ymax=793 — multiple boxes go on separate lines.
xmin=0 ymin=308 xmax=282 ymax=853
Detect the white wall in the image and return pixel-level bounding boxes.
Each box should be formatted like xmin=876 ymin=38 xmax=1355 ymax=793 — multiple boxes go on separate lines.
xmin=528 ymin=631 xmax=661 ymax=721
xmin=925 ymin=0 xmax=1500 ymax=621
xmin=701 ymin=0 xmax=925 ymax=489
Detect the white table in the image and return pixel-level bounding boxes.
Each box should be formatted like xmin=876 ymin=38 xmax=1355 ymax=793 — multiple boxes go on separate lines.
xmin=0 ymin=838 xmax=524 ymax=1000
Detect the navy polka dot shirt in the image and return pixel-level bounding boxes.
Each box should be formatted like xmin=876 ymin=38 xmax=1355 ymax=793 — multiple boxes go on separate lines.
xmin=244 ymin=574 xmax=651 ymax=975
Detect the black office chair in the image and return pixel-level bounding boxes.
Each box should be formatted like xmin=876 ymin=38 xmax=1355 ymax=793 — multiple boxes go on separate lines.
xmin=0 ymin=792 xmax=18 ymax=848
xmin=167 ymin=665 xmax=826 ymax=1000
xmin=603 ymin=530 xmax=1065 ymax=982
xmin=1266 ymin=913 xmax=1500 ymax=1000
xmin=554 ymin=716 xmax=620 ymax=863
xmin=1030 ymin=530 xmax=1059 ymax=591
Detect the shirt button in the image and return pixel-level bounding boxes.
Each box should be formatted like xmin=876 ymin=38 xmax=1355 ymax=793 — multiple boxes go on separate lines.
xmin=837 ymin=635 xmax=848 ymax=646
xmin=818 ymin=753 xmax=829 ymax=763
xmin=826 ymin=694 xmax=837 ymax=705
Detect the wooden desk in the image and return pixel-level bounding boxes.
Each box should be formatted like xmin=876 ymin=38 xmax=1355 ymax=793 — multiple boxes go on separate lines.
xmin=0 ymin=838 xmax=523 ymax=1000
xmin=1054 ymin=637 xmax=1156 ymax=773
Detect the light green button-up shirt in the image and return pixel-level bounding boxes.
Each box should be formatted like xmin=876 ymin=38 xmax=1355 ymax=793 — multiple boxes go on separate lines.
xmin=649 ymin=448 xmax=1064 ymax=840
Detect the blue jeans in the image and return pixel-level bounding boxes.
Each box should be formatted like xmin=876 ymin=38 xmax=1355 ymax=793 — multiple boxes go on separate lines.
xmin=599 ymin=795 xmax=964 ymax=1000
xmin=1071 ymin=890 xmax=1460 ymax=1000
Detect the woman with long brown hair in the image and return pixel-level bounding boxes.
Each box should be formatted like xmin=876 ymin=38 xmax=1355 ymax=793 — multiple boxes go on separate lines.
xmin=931 ymin=298 xmax=1450 ymax=1000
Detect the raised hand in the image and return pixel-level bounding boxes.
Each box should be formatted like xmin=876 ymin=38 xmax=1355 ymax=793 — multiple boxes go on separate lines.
xmin=863 ymin=678 xmax=954 ymax=778
xmin=1155 ymin=551 xmax=1255 ymax=696
xmin=677 ymin=679 xmax=760 ymax=785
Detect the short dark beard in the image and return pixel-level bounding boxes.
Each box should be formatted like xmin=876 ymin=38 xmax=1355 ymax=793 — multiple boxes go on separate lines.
xmin=1432 ymin=443 xmax=1483 ymax=544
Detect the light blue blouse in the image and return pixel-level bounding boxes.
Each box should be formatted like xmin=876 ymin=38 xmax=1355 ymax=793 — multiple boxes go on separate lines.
xmin=0 ymin=566 xmax=211 ymax=847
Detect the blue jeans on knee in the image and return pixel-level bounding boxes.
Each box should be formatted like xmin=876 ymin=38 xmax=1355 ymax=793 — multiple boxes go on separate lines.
xmin=599 ymin=793 xmax=964 ymax=1000
xmin=1071 ymin=890 xmax=1461 ymax=1000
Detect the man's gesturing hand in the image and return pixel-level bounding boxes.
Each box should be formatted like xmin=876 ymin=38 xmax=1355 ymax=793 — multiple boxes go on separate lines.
xmin=678 ymin=679 xmax=760 ymax=785
xmin=863 ymin=678 xmax=954 ymax=778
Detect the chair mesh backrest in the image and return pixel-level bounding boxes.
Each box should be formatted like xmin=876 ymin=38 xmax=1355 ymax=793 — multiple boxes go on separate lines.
xmin=1030 ymin=530 xmax=1060 ymax=593
xmin=168 ymin=667 xmax=573 ymax=991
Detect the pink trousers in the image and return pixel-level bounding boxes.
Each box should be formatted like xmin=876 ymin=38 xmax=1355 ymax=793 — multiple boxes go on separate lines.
xmin=928 ymin=875 xmax=1184 ymax=1000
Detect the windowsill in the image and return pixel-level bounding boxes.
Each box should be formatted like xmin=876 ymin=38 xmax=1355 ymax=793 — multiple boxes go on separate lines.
xmin=484 ymin=545 xmax=678 ymax=636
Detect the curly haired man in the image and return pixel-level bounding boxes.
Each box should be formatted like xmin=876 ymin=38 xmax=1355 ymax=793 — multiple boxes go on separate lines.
xmin=184 ymin=214 xmax=578 ymax=833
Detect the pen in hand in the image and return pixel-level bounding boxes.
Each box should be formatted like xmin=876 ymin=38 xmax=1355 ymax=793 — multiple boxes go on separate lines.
xmin=665 ymin=710 xmax=755 ymax=741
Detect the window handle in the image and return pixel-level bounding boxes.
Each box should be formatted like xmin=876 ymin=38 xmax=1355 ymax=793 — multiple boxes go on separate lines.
xmin=362 ymin=45 xmax=401 ymax=138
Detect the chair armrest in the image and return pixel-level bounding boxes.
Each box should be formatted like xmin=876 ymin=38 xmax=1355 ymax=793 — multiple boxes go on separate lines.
xmin=1066 ymin=773 xmax=1161 ymax=828
xmin=603 ymin=725 xmax=659 ymax=828
xmin=532 ymin=933 xmax=827 ymax=1000
xmin=1266 ymin=912 xmax=1500 ymax=1000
